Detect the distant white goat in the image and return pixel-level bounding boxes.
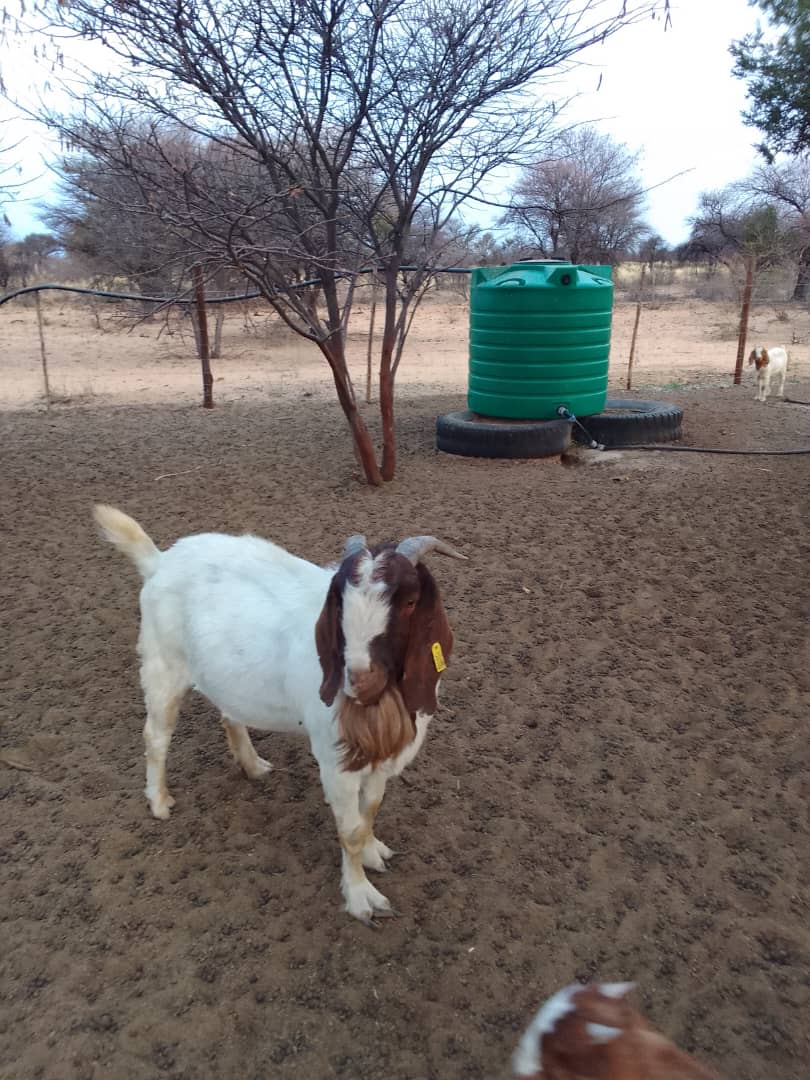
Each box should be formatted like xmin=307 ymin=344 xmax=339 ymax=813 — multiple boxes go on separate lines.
xmin=93 ymin=505 xmax=465 ymax=925
xmin=748 ymin=345 xmax=788 ymax=402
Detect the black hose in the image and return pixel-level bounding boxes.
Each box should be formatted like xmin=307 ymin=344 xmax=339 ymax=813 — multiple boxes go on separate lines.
xmin=0 ymin=282 xmax=262 ymax=307
xmin=604 ymin=444 xmax=810 ymax=456
xmin=0 ymin=266 xmax=476 ymax=308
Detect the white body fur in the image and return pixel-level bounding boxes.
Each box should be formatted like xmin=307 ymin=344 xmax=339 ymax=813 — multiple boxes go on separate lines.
xmin=748 ymin=345 xmax=788 ymax=402
xmin=94 ymin=506 xmax=433 ymax=924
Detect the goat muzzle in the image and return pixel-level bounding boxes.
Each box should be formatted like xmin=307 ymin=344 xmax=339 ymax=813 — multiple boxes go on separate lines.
xmin=347 ymin=665 xmax=389 ymax=706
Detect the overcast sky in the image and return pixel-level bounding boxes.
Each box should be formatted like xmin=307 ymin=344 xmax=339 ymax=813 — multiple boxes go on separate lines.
xmin=0 ymin=0 xmax=767 ymax=245
xmin=551 ymin=0 xmax=765 ymax=245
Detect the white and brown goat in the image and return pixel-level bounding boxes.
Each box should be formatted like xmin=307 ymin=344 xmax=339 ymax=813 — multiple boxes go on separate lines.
xmin=513 ymin=982 xmax=723 ymax=1079
xmin=748 ymin=345 xmax=788 ymax=402
xmin=93 ymin=505 xmax=465 ymax=925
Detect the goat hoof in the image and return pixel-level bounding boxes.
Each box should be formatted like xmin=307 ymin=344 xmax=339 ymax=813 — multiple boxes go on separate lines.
xmin=357 ymin=904 xmax=398 ymax=928
xmin=361 ymin=854 xmax=387 ymax=872
xmin=244 ymin=757 xmax=273 ymax=780
xmin=361 ymin=837 xmax=395 ymax=872
xmin=346 ymin=881 xmax=394 ymax=925
xmin=149 ymin=794 xmax=175 ymax=820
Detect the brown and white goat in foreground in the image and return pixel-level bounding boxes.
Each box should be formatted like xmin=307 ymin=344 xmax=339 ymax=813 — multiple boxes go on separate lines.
xmin=513 ymin=982 xmax=723 ymax=1080
xmin=93 ymin=505 xmax=465 ymax=925
xmin=748 ymin=345 xmax=788 ymax=402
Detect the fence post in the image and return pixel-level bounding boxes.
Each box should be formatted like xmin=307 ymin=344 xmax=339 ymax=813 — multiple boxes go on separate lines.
xmin=192 ymin=265 xmax=214 ymax=408
xmin=34 ymin=292 xmax=52 ymax=411
xmin=365 ymin=272 xmax=378 ymax=404
xmin=734 ymin=254 xmax=755 ymax=386
xmin=626 ymin=264 xmax=646 ymax=391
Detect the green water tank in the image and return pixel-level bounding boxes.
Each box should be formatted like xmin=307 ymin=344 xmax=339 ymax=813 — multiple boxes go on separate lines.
xmin=467 ymin=260 xmax=613 ymax=420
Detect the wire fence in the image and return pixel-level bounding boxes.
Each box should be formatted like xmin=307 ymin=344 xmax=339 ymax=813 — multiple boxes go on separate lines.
xmin=0 ymin=269 xmax=479 ymax=411
xmin=0 ymin=264 xmax=478 ymax=310
xmin=3 ymin=267 xmax=808 ymax=412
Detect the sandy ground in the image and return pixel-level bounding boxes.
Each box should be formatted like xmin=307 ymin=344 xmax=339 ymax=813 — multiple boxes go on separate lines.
xmin=1 ymin=292 xmax=810 ymax=1080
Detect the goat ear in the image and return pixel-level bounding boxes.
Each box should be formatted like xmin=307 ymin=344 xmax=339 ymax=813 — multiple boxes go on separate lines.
xmin=400 ymin=564 xmax=453 ymax=717
xmin=315 ymin=577 xmax=344 ymax=706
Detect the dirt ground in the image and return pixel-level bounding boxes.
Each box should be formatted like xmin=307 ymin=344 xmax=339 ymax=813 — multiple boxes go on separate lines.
xmin=1 ymin=293 xmax=810 ymax=1080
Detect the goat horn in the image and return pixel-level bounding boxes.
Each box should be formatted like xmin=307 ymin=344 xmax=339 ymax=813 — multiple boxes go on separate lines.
xmin=342 ymin=534 xmax=368 ymax=560
xmin=395 ymin=536 xmax=467 ymax=564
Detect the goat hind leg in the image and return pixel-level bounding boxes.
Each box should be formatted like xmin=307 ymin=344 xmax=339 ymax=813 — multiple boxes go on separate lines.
xmin=222 ymin=717 xmax=272 ymax=779
xmin=141 ymin=659 xmax=188 ymax=820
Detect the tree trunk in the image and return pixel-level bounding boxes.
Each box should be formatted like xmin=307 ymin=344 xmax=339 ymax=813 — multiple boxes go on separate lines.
xmin=793 ymin=251 xmax=810 ymax=302
xmin=734 ymin=255 xmax=755 ymax=386
xmin=320 ymin=340 xmax=382 ymax=486
xmin=379 ymin=361 xmax=396 ymax=482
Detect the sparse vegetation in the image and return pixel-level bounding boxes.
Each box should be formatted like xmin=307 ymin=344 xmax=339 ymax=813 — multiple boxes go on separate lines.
xmin=35 ymin=0 xmax=672 ymax=484
xmin=503 ymin=126 xmax=651 ymax=264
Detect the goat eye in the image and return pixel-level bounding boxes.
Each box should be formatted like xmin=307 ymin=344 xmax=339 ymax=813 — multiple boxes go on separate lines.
xmin=402 ymin=599 xmax=417 ymax=614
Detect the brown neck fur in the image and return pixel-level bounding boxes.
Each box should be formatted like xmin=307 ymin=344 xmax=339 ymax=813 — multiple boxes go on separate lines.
xmin=337 ymin=686 xmax=416 ymax=771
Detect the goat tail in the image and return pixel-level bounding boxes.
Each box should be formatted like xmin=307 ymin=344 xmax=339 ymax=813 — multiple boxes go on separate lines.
xmin=93 ymin=504 xmax=161 ymax=579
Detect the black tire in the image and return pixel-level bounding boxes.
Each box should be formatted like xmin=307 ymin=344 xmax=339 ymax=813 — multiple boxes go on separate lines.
xmin=436 ymin=410 xmax=571 ymax=458
xmin=572 ymin=398 xmax=683 ymax=448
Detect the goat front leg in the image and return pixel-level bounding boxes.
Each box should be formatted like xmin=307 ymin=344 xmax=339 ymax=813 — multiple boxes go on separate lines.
xmin=360 ymin=770 xmax=395 ymax=872
xmin=321 ymin=766 xmax=394 ymax=925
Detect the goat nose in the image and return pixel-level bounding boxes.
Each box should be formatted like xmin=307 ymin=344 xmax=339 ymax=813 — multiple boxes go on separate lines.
xmin=348 ymin=666 xmax=386 ymax=704
xmin=350 ymin=670 xmax=372 ymax=695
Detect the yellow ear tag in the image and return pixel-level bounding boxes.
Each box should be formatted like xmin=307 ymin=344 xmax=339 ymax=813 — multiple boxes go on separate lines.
xmin=431 ymin=642 xmax=447 ymax=673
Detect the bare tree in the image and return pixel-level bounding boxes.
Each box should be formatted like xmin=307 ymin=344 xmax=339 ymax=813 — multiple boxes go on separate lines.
xmin=637 ymin=233 xmax=669 ymax=269
xmin=0 ymin=223 xmax=11 ymax=290
xmin=687 ymin=189 xmax=789 ymax=270
xmin=635 ymin=232 xmax=670 ymax=305
xmin=503 ymin=126 xmax=651 ymax=265
xmin=687 ymin=187 xmax=792 ymax=383
xmin=44 ymin=129 xmax=233 ymax=295
xmin=739 ymin=153 xmax=810 ymax=301
xmin=0 ymin=131 xmax=34 ymax=287
xmin=5 ymin=232 xmax=60 ymax=287
xmin=38 ymin=0 xmax=670 ymax=483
